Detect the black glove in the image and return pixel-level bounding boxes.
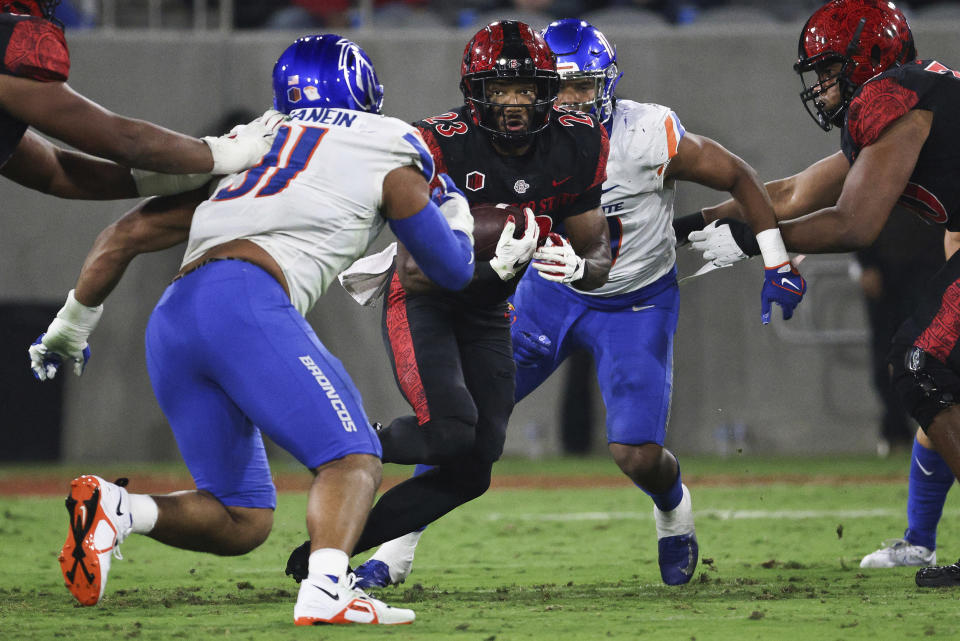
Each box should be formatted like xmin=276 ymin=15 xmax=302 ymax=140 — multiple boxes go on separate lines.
xmin=285 ymin=539 xmax=311 ymax=583
xmin=718 ymin=217 xmax=761 ymax=256
xmin=672 ymin=211 xmax=707 ymax=246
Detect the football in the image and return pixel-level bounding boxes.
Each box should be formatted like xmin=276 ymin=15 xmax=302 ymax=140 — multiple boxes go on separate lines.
xmin=470 ymin=203 xmax=552 ymax=261
xmin=470 ymin=203 xmax=525 ymax=261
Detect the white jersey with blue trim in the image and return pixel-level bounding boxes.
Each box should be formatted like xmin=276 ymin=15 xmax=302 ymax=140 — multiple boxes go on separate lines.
xmin=577 ymin=99 xmax=683 ymax=297
xmin=181 ymin=107 xmax=433 ymax=315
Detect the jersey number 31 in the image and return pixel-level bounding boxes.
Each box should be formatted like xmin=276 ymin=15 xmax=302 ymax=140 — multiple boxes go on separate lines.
xmin=212 ymin=125 xmax=328 ymax=201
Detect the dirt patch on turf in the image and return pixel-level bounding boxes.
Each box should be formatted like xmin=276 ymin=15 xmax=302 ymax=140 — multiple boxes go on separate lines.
xmin=0 ymin=472 xmax=904 ymax=496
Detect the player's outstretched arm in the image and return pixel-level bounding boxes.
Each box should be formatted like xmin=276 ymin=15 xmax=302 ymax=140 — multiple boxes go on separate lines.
xmin=1 ymin=130 xmax=214 ymax=199
xmin=1 ymin=129 xmax=138 ymax=199
xmin=29 ymin=189 xmax=204 ymax=381
xmin=383 ymin=167 xmax=474 ymax=292
xmin=0 ymin=75 xmax=279 ymax=176
xmin=697 ymin=151 xmax=850 ymax=227
xmin=778 ymin=109 xmax=932 ymax=253
xmin=75 ymin=188 xmax=205 ymax=306
xmin=668 ymin=133 xmax=808 ymax=323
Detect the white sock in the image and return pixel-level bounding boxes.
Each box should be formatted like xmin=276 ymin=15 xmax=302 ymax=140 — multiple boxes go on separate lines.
xmin=308 ymin=548 xmax=349 ymax=582
xmin=128 ymin=494 xmax=158 ymax=534
xmin=654 ymin=484 xmax=695 ymax=539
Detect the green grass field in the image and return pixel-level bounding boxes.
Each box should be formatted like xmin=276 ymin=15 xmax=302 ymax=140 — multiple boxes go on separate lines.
xmin=2 ymin=454 xmax=959 ymax=640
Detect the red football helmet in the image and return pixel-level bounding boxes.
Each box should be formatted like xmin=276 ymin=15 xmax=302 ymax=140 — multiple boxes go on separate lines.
xmin=460 ymin=20 xmax=559 ymax=144
xmin=1 ymin=0 xmax=59 ymax=19
xmin=795 ymin=0 xmax=915 ymax=131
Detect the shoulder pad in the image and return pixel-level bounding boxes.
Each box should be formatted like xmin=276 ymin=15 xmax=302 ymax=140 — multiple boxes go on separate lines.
xmin=4 ymin=18 xmax=69 ymax=81
xmin=846 ymin=76 xmax=918 ymax=150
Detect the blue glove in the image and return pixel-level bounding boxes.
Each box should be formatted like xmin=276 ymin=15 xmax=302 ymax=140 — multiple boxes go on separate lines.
xmin=513 ymin=329 xmax=552 ymax=367
xmin=507 ymin=301 xmax=553 ymax=366
xmin=761 ymin=262 xmax=806 ymax=324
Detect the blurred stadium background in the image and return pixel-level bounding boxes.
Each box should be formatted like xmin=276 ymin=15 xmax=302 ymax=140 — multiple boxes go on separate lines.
xmin=3 ymin=0 xmax=960 ymax=466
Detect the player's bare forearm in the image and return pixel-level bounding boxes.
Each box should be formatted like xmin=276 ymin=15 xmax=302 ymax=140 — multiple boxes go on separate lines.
xmin=565 ymin=207 xmax=611 ymax=291
xmin=74 ymin=189 xmax=203 ymax=306
xmin=395 ymin=242 xmax=439 ymax=295
xmin=0 ymin=130 xmax=137 ymax=199
xmin=573 ymin=239 xmax=612 ymax=290
xmin=779 ymin=111 xmax=930 ymax=254
xmin=0 ymin=77 xmax=214 ymax=174
xmin=701 ymin=151 xmax=850 ymax=225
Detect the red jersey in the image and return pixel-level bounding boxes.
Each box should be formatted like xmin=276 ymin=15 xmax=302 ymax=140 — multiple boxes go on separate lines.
xmin=0 ymin=12 xmax=69 ymax=166
xmin=841 ymin=59 xmax=960 ymax=230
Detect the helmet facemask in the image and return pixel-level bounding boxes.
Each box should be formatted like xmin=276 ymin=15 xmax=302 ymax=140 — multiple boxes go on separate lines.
xmin=796 ymin=54 xmax=858 ymax=131
xmin=463 ymin=73 xmax=558 ymax=144
xmin=556 ymin=67 xmax=618 ymax=122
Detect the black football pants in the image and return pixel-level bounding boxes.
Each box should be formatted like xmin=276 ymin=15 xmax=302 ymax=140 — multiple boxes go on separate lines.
xmin=351 ymin=273 xmax=515 ymax=554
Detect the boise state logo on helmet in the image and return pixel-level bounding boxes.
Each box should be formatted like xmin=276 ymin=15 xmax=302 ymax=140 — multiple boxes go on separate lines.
xmin=795 ymin=0 xmax=915 ymax=131
xmin=272 ymin=34 xmax=384 ymax=115
xmin=459 ymin=20 xmax=559 ymax=142
xmin=542 ymin=19 xmax=622 ymax=124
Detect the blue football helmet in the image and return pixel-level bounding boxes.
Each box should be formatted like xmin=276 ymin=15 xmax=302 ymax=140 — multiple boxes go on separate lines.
xmin=542 ymin=19 xmax=622 ymax=124
xmin=272 ymin=35 xmax=384 ymax=115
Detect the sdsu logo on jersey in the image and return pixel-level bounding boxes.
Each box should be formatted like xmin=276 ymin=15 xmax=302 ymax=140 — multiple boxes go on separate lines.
xmin=466 ymin=171 xmax=485 ymax=191
xmin=513 ymin=179 xmax=530 ymax=194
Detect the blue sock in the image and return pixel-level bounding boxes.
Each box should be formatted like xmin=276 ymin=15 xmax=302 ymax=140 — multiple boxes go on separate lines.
xmin=413 ymin=464 xmax=433 ymax=477
xmin=905 ymin=437 xmax=954 ymax=550
xmin=641 ymin=468 xmax=684 ymax=513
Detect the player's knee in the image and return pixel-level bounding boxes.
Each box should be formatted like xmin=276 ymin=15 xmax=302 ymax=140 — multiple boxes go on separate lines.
xmin=891 ymin=345 xmax=960 ymax=433
xmin=423 ymin=416 xmax=477 ymax=462
xmin=610 ymin=442 xmax=677 ymax=492
xmin=449 ymin=460 xmax=492 ymax=500
xmin=218 ymin=506 xmax=274 ymax=555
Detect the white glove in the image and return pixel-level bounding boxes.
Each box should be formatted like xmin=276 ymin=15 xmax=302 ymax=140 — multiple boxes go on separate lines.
xmin=489 ymin=207 xmax=540 ymax=281
xmin=131 ymin=169 xmax=211 ymax=197
xmin=202 ymin=109 xmax=288 ymax=175
xmin=532 ymin=233 xmax=585 ymax=283
xmin=432 ymin=173 xmax=474 ymax=245
xmin=688 ymin=220 xmax=749 ymax=267
xmin=29 ymin=290 xmax=103 ymax=381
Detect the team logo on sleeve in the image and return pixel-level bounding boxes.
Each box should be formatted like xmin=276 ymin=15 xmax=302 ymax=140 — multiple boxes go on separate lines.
xmin=466 ymin=171 xmax=486 ymax=191
xmin=513 ymin=179 xmax=530 ymax=194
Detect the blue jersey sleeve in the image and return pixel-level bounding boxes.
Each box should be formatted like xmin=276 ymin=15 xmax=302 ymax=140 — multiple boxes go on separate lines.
xmin=389 ymin=199 xmax=474 ymax=291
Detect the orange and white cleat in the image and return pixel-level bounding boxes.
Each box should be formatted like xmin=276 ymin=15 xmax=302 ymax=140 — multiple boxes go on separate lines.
xmin=293 ymin=573 xmax=415 ymax=625
xmin=58 ymin=475 xmax=133 ymax=606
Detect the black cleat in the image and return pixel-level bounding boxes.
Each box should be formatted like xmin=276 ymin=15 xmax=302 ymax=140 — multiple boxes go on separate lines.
xmin=916 ymin=559 xmax=960 ymax=587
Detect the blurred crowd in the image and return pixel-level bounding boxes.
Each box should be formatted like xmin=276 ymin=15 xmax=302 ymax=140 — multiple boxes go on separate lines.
xmin=55 ymin=0 xmax=960 ymax=30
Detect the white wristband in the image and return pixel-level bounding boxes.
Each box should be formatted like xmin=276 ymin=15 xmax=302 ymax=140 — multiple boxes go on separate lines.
xmin=756 ymin=228 xmax=790 ymax=268
xmin=59 ymin=289 xmax=103 ymax=333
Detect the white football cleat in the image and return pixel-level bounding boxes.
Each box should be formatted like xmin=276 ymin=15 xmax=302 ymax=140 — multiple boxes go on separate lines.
xmin=860 ymin=538 xmax=936 ymax=568
xmin=293 ymin=573 xmax=415 ymax=625
xmin=58 ymin=475 xmax=133 ymax=606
